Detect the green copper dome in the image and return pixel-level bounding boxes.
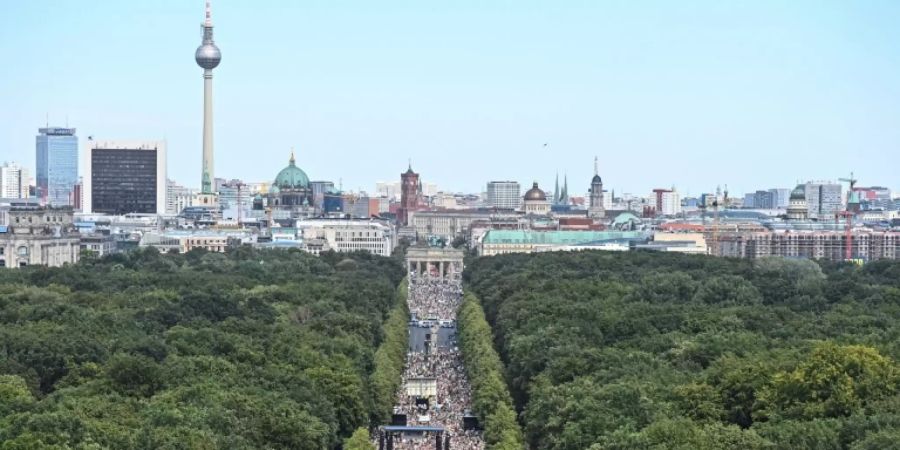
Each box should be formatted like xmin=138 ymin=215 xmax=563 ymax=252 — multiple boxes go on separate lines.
xmin=790 ymin=184 xmax=806 ymax=201
xmin=274 ymin=152 xmax=310 ymax=190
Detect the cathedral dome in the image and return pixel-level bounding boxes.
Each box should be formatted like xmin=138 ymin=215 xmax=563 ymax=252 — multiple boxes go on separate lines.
xmin=274 ymin=152 xmax=310 ymax=190
xmin=789 ymin=184 xmax=806 ymax=201
xmin=524 ymin=182 xmax=547 ymax=201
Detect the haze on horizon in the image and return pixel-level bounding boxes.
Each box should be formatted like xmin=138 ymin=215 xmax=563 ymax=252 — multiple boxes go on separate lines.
xmin=1 ymin=0 xmax=898 ymax=197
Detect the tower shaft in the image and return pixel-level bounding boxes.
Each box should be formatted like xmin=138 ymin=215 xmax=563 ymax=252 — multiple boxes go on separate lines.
xmin=202 ymin=69 xmax=214 ymax=193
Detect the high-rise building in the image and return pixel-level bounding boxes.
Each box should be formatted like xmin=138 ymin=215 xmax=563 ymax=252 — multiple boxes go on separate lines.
xmin=73 ymin=180 xmax=83 ymax=211
xmin=769 ymin=188 xmax=790 ymax=209
xmin=85 ymin=140 xmax=167 ymax=215
xmin=749 ymin=190 xmax=776 ymax=209
xmin=743 ymin=193 xmax=756 ymax=208
xmin=375 ymin=181 xmax=401 ymax=200
xmin=588 ymin=157 xmax=605 ymax=218
xmin=0 ymin=162 xmax=29 ymax=199
xmin=217 ymin=179 xmax=252 ymax=222
xmin=195 ymin=1 xmax=222 ymax=195
xmin=819 ymin=183 xmax=843 ymax=217
xmin=745 ymin=188 xmax=788 ymax=210
xmin=486 ymin=181 xmax=520 ymax=210
xmin=653 ymin=188 xmax=681 ymax=216
xmin=804 ymin=182 xmax=842 ymax=219
xmin=166 ymin=179 xmax=195 ymax=215
xmin=35 ymin=127 xmax=78 ymax=206
xmin=421 ymin=182 xmax=439 ymax=197
xmin=310 ymin=181 xmax=335 ymax=210
xmin=398 ymin=164 xmax=421 ymax=226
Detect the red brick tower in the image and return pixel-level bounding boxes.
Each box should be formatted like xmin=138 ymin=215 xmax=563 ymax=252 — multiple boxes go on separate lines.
xmin=398 ymin=164 xmax=420 ymax=226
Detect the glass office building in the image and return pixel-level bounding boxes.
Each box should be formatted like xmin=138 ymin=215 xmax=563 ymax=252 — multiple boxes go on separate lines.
xmin=36 ymin=127 xmax=79 ymax=206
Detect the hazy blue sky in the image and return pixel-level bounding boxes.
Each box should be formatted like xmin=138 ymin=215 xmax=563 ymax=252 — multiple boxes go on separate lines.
xmin=1 ymin=0 xmax=898 ymax=196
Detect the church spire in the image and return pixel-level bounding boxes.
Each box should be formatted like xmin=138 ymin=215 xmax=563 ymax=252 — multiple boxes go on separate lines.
xmin=554 ymin=172 xmax=560 ymax=204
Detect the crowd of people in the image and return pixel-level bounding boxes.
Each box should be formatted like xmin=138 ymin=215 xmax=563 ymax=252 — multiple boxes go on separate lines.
xmin=407 ymin=275 xmax=464 ymax=321
xmin=381 ymin=277 xmax=484 ymax=450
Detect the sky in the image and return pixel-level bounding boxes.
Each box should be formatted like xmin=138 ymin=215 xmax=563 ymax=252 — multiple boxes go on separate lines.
xmin=1 ymin=0 xmax=898 ymax=197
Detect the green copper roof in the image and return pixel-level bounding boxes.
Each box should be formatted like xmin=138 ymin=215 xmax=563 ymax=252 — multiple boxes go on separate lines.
xmin=612 ymin=212 xmax=641 ymax=225
xmin=790 ymin=184 xmax=806 ymax=200
xmin=274 ymin=152 xmax=310 ymax=190
xmin=482 ymin=230 xmax=645 ymax=245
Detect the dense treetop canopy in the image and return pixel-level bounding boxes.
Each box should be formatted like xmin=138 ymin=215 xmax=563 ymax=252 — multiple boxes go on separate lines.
xmin=0 ymin=247 xmax=404 ymax=449
xmin=465 ymin=251 xmax=900 ymax=450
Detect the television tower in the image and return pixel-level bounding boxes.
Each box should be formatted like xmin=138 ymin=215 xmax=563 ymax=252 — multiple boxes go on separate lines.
xmin=195 ymin=1 xmax=221 ymax=194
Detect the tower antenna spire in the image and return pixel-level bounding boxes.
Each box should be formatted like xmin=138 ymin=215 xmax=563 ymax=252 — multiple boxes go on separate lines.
xmin=205 ymin=1 xmax=212 ymax=26
xmin=594 ymin=156 xmax=598 ymax=175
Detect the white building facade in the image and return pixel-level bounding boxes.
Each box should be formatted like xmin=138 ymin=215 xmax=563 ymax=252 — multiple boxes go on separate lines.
xmin=660 ymin=190 xmax=682 ymax=216
xmin=296 ymin=219 xmax=395 ymax=256
xmin=0 ymin=163 xmax=29 ymax=199
xmin=166 ymin=179 xmax=195 ymax=215
xmin=0 ymin=207 xmax=81 ymax=268
xmin=486 ymin=181 xmax=521 ymax=210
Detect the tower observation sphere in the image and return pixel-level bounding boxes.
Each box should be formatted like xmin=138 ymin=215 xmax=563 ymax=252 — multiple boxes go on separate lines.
xmin=195 ymin=43 xmax=221 ymax=69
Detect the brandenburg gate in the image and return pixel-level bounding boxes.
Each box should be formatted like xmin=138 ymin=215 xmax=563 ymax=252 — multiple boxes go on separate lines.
xmin=405 ymin=247 xmax=464 ymax=281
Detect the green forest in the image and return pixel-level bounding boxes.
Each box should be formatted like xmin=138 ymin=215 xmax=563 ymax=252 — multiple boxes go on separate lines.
xmin=3 ymin=246 xmax=899 ymax=450
xmin=465 ymin=251 xmax=900 ymax=450
xmin=0 ymin=247 xmax=404 ymax=449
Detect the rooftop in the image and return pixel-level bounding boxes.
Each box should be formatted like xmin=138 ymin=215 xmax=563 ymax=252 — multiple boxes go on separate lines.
xmin=483 ymin=229 xmax=646 ymax=245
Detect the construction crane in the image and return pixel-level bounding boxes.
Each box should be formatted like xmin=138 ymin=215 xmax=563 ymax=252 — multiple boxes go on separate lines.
xmin=838 ymin=171 xmax=858 ymax=191
xmin=837 ymin=173 xmax=859 ymax=261
xmin=235 ymin=182 xmax=246 ymax=227
xmin=711 ymin=185 xmax=727 ymax=256
xmin=836 ymin=211 xmax=854 ymax=261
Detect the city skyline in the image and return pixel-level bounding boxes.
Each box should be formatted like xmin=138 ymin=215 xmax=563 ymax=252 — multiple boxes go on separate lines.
xmin=1 ymin=1 xmax=899 ymax=196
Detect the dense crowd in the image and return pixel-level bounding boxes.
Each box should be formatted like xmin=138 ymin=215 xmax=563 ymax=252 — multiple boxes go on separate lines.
xmin=407 ymin=276 xmax=464 ymax=321
xmin=383 ymin=277 xmax=484 ymax=450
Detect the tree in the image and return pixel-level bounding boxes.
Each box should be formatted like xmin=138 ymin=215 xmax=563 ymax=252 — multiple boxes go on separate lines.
xmin=0 ymin=375 xmax=34 ymax=416
xmin=760 ymin=343 xmax=898 ymax=419
xmin=343 ymin=428 xmax=374 ymax=450
xmin=694 ymin=275 xmax=762 ymax=305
